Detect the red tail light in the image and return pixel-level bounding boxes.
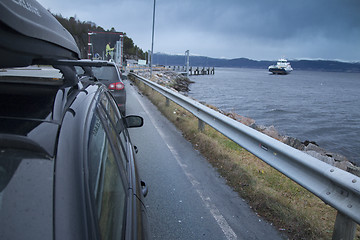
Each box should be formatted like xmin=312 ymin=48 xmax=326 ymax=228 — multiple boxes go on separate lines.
xmin=109 ymin=82 xmax=125 ymax=90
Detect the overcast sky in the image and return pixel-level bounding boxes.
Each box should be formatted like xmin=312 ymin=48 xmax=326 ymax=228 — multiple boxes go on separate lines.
xmin=37 ymin=0 xmax=360 ymax=61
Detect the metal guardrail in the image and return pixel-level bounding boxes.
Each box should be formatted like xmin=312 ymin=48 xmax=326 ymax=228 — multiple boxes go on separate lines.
xmin=130 ymin=73 xmax=360 ymax=239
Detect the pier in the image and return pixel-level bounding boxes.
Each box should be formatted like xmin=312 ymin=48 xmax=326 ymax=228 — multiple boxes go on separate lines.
xmin=166 ymin=66 xmax=215 ymax=76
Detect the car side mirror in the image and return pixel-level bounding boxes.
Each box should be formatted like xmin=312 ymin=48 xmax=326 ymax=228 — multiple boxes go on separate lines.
xmin=125 ymin=115 xmax=144 ymax=128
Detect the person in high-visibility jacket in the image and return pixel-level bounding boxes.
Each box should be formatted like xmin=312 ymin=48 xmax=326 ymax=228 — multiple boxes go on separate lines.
xmin=105 ymin=42 xmax=114 ymax=60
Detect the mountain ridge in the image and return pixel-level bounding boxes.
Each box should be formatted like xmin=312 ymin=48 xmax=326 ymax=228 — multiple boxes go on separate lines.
xmin=152 ymin=53 xmax=360 ymax=72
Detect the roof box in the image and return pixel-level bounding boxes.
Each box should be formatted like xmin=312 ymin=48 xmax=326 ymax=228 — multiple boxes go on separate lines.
xmin=0 ymin=0 xmax=80 ymax=68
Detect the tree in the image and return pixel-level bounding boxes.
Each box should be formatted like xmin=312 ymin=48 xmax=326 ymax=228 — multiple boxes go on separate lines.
xmin=53 ymin=14 xmax=145 ymax=60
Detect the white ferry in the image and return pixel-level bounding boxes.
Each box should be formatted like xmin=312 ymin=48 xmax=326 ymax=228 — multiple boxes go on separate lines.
xmin=268 ymin=58 xmax=293 ymax=74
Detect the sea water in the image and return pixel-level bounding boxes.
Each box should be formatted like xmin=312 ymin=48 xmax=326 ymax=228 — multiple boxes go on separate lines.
xmin=188 ymin=68 xmax=360 ymax=165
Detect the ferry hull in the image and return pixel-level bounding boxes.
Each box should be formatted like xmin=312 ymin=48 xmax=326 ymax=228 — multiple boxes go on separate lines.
xmin=269 ymin=68 xmax=291 ymax=74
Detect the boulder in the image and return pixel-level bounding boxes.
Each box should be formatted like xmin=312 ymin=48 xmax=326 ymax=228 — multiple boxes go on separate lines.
xmin=304 ymin=150 xmax=336 ymax=166
xmin=226 ymin=112 xmax=255 ymax=126
xmin=303 ymin=143 xmax=326 ymax=154
xmin=282 ymin=136 xmax=305 ymax=150
xmin=170 ymin=75 xmax=193 ymax=92
xmin=303 ymin=140 xmax=319 ymax=146
xmin=325 ymin=152 xmax=348 ymax=162
xmin=260 ymin=125 xmax=282 ymax=140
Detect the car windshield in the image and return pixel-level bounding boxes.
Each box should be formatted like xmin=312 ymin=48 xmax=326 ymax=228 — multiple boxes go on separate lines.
xmin=0 ymin=149 xmax=53 ymax=239
xmin=92 ymin=66 xmax=118 ymax=81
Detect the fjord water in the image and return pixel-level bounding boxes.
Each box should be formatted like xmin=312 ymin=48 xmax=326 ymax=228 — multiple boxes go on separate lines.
xmin=188 ymin=68 xmax=360 ymax=165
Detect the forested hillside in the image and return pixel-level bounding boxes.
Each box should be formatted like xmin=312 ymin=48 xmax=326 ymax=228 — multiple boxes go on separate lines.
xmin=54 ymin=14 xmax=147 ymax=60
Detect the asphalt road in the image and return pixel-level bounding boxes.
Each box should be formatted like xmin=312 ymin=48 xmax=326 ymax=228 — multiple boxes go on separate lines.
xmin=125 ymin=79 xmax=284 ymax=240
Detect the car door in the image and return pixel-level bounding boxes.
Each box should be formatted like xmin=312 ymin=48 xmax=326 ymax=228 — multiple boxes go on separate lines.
xmin=87 ymin=98 xmax=129 ymax=239
xmin=87 ymin=89 xmax=148 ymax=239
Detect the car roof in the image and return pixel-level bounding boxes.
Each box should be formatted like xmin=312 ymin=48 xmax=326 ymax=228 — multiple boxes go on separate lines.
xmin=78 ymin=59 xmax=117 ymax=66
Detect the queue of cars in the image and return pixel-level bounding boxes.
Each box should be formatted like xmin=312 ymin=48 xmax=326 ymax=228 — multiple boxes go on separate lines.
xmin=0 ymin=0 xmax=148 ymax=239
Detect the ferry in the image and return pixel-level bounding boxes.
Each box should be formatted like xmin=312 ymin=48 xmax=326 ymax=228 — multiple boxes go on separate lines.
xmin=268 ymin=58 xmax=293 ymax=74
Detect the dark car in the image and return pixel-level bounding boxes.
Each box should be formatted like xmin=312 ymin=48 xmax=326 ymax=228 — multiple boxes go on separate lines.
xmin=76 ymin=60 xmax=127 ymax=115
xmin=0 ymin=0 xmax=148 ymax=239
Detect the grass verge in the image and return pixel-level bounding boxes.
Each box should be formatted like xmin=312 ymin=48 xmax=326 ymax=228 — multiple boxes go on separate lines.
xmin=130 ymin=76 xmax=360 ymax=240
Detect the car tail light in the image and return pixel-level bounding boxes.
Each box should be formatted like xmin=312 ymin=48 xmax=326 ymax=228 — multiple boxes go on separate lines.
xmin=109 ymin=82 xmax=124 ymax=90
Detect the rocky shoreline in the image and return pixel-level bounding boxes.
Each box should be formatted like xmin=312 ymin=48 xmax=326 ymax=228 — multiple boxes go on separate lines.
xmin=224 ymin=111 xmax=360 ymax=176
xmin=135 ymin=69 xmax=194 ymax=92
xmin=135 ymin=69 xmax=360 ymax=176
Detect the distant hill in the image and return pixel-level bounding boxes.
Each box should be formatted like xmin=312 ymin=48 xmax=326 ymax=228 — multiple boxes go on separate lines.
xmin=152 ymin=53 xmax=360 ymax=73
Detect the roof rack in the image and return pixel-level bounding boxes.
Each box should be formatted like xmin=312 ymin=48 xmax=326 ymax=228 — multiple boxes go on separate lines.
xmin=0 ymin=59 xmax=112 ymax=88
xmin=45 ymin=59 xmax=110 ymax=87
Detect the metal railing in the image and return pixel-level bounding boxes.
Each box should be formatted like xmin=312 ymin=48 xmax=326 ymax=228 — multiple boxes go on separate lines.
xmin=130 ymin=73 xmax=360 ymax=239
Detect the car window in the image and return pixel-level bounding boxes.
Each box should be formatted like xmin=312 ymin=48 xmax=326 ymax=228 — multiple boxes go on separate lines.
xmin=104 ymin=92 xmax=128 ymax=145
xmin=92 ymin=66 xmax=118 ymax=81
xmin=88 ymin=112 xmax=127 ymax=239
xmin=99 ymin=92 xmax=128 ymax=168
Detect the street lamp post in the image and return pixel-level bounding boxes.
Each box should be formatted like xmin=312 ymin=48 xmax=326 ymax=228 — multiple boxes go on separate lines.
xmin=185 ymin=50 xmax=190 ymax=78
xmin=150 ymin=0 xmax=156 ymax=78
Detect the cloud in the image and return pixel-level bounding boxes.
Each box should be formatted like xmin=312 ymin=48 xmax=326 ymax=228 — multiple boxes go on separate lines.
xmin=37 ymin=0 xmax=360 ymax=61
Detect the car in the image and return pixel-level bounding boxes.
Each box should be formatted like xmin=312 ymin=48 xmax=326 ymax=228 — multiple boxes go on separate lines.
xmin=0 ymin=0 xmax=149 ymax=239
xmin=76 ymin=60 xmax=127 ymax=115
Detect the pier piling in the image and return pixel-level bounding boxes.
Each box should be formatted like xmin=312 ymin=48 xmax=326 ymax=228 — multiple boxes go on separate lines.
xmin=168 ymin=65 xmax=215 ymax=76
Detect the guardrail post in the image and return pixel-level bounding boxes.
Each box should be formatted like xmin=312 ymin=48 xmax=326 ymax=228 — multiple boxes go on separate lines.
xmin=198 ymin=118 xmax=205 ymax=132
xmin=332 ymin=211 xmax=356 ymax=240
xmin=166 ymin=97 xmax=170 ymax=107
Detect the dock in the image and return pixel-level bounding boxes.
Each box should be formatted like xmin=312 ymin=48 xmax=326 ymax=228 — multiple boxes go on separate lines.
xmin=166 ymin=66 xmax=215 ymax=76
